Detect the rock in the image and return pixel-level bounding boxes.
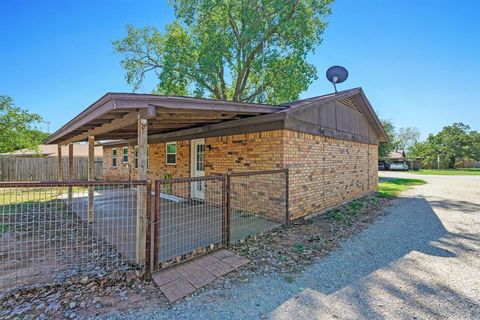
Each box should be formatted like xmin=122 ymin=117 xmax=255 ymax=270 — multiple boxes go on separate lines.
xmin=47 ymin=302 xmax=61 ymax=312
xmin=69 ymin=302 xmax=77 ymax=309
xmin=36 ymin=302 xmax=46 ymax=310
xmin=80 ymin=301 xmax=86 ymax=308
xmin=80 ymin=277 xmax=90 ymax=284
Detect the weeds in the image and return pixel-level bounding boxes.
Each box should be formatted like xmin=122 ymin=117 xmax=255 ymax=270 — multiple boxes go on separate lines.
xmin=293 ymin=243 xmax=305 ymax=254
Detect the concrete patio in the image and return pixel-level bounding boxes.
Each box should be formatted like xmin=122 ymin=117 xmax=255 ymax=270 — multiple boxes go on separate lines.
xmin=68 ymin=188 xmax=280 ymax=264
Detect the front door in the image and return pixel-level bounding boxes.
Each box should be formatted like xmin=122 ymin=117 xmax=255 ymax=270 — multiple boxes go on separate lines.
xmin=191 ymin=139 xmax=206 ymax=200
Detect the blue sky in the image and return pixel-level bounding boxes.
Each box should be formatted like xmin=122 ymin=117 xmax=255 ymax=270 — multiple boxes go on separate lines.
xmin=1 ymin=0 xmax=479 ymax=139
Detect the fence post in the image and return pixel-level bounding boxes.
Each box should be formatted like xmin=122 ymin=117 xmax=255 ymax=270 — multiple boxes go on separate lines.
xmin=285 ymin=168 xmax=289 ymax=223
xmin=145 ymin=179 xmax=152 ymax=274
xmin=68 ymin=144 xmax=73 ymax=203
xmin=87 ymin=136 xmax=95 ymax=223
xmin=153 ymin=180 xmax=160 ymax=271
xmin=225 ymin=172 xmax=231 ymax=246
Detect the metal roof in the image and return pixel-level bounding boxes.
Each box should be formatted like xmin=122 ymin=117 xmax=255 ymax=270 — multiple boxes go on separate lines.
xmin=45 ymin=88 xmax=388 ymax=145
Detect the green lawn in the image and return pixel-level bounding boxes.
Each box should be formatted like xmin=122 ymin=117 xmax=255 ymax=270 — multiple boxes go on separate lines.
xmin=378 ymin=178 xmax=427 ymax=198
xmin=411 ymin=168 xmax=480 ymax=176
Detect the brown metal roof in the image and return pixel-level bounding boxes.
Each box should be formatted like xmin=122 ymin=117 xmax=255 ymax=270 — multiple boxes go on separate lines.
xmin=46 ymin=88 xmax=388 ymax=145
xmin=45 ymin=93 xmax=286 ymax=145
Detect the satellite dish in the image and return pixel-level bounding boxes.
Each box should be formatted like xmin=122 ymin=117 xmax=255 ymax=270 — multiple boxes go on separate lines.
xmin=326 ymin=66 xmax=349 ymax=93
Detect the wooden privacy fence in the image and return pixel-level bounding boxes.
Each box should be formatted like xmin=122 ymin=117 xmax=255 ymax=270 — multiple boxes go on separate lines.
xmin=0 ymin=156 xmax=103 ymax=181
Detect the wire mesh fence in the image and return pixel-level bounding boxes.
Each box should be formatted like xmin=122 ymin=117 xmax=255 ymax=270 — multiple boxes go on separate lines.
xmin=0 ymin=180 xmax=149 ymax=293
xmin=1 ymin=169 xmax=289 ymax=289
xmin=154 ymin=176 xmax=226 ymax=269
xmin=152 ymin=169 xmax=289 ymax=270
xmin=228 ymin=169 xmax=288 ymax=243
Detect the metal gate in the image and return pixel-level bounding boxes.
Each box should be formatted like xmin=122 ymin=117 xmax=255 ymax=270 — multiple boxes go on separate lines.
xmin=150 ymin=169 xmax=288 ymax=271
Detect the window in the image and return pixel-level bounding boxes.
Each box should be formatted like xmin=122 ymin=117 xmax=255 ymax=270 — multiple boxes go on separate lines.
xmin=122 ymin=147 xmax=129 ymax=163
xmin=112 ymin=148 xmax=117 ymax=168
xmin=134 ymin=146 xmax=138 ymax=169
xmin=135 ymin=145 xmax=149 ymax=169
xmin=166 ymin=142 xmax=177 ymax=165
xmin=196 ymin=144 xmax=205 ymax=171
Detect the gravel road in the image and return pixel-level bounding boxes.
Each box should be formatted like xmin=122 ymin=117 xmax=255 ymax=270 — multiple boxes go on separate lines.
xmin=110 ymin=172 xmax=480 ymax=320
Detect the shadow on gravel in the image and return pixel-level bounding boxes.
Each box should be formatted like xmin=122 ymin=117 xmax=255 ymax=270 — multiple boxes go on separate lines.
xmin=428 ymin=198 xmax=480 ymax=214
xmin=269 ymin=196 xmax=480 ymax=319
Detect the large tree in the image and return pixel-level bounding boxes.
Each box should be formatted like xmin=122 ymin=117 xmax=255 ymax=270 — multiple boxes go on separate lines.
xmin=408 ymin=123 xmax=480 ymax=168
xmin=0 ymin=95 xmax=48 ymax=153
xmin=113 ymin=0 xmax=333 ymax=104
xmin=378 ymin=119 xmax=395 ymax=160
xmin=395 ymin=126 xmax=420 ymax=151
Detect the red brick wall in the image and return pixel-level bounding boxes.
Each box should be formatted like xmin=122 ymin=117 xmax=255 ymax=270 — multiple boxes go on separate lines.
xmin=102 ymin=129 xmax=378 ymax=221
xmin=103 ymin=141 xmax=190 ymax=181
xmin=284 ymin=130 xmax=378 ymax=219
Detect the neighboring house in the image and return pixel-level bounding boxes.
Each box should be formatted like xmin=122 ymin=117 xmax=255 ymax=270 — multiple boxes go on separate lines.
xmin=388 ymin=150 xmax=406 ymax=161
xmin=45 ymin=87 xmax=387 ymax=220
xmin=0 ymin=144 xmax=103 ymax=158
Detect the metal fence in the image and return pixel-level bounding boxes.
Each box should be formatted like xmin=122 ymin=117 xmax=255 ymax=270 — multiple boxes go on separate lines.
xmin=0 ymin=180 xmax=148 ymax=293
xmin=1 ymin=169 xmax=289 ymax=291
xmin=152 ymin=169 xmax=288 ymax=270
xmin=154 ymin=176 xmax=226 ymax=269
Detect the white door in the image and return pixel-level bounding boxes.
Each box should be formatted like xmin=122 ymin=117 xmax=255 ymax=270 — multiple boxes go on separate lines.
xmin=191 ymin=139 xmax=206 ymax=200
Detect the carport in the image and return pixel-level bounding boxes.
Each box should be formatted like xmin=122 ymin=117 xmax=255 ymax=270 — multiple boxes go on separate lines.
xmin=45 ymin=93 xmax=283 ymax=266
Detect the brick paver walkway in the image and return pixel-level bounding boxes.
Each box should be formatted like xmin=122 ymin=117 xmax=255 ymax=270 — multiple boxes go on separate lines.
xmin=152 ymin=249 xmax=250 ymax=302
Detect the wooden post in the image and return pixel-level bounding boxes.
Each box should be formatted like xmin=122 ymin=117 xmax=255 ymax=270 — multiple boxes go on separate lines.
xmin=57 ymin=145 xmax=64 ymax=196
xmin=136 ymin=115 xmax=148 ymax=265
xmin=145 ymin=179 xmax=152 ymax=274
xmin=57 ymin=145 xmax=64 ymax=180
xmin=87 ymin=136 xmax=95 ymax=223
xmin=68 ymin=143 xmax=74 ymax=203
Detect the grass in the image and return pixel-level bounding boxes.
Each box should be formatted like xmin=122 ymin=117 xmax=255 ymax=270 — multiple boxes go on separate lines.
xmin=377 ymin=178 xmax=427 ymax=198
xmin=0 ymin=186 xmax=89 ymax=214
xmin=410 ymin=168 xmax=480 ymax=176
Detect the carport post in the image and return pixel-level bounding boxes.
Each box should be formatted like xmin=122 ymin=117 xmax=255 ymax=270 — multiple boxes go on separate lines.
xmin=57 ymin=145 xmax=64 ymax=195
xmin=68 ymin=143 xmax=74 ymax=203
xmin=136 ymin=114 xmax=148 ymax=265
xmin=87 ymin=136 xmax=95 ymax=223
xmin=57 ymin=145 xmax=64 ymax=180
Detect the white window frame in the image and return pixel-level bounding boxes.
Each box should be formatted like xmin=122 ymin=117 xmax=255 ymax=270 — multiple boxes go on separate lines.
xmin=135 ymin=145 xmax=149 ymax=169
xmin=134 ymin=146 xmax=138 ymax=169
xmin=166 ymin=142 xmax=177 ymax=165
xmin=122 ymin=147 xmax=129 ymax=164
xmin=112 ymin=148 xmax=117 ymax=168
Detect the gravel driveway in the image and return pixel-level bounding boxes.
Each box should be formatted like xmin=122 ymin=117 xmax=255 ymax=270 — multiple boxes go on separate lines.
xmin=111 ymin=172 xmax=480 ymax=320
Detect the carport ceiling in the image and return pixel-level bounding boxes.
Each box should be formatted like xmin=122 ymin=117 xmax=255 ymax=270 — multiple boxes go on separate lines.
xmin=45 ymin=93 xmax=286 ymax=145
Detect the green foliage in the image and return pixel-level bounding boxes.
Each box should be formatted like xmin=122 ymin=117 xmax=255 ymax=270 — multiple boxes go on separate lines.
xmin=408 ymin=123 xmax=480 ymax=169
xmin=346 ymin=200 xmax=364 ymax=215
xmin=0 ymin=95 xmax=48 ymax=153
xmin=327 ymin=209 xmax=344 ymax=221
xmin=277 ymin=255 xmax=289 ymax=262
xmin=113 ymin=0 xmax=333 ymax=104
xmin=378 ymin=119 xmax=396 ymax=159
xmin=293 ymin=243 xmax=305 ymax=254
xmin=377 ymin=178 xmax=426 ymax=198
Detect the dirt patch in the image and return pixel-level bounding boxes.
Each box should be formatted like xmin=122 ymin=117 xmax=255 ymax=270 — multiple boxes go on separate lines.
xmin=229 ymin=195 xmax=392 ymax=279
xmin=0 ymin=201 xmax=137 ymax=292
xmin=0 ymin=273 xmax=167 ymax=319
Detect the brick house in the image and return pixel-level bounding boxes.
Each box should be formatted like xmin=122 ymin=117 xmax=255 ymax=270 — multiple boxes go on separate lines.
xmin=46 ymin=87 xmax=387 ymax=220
